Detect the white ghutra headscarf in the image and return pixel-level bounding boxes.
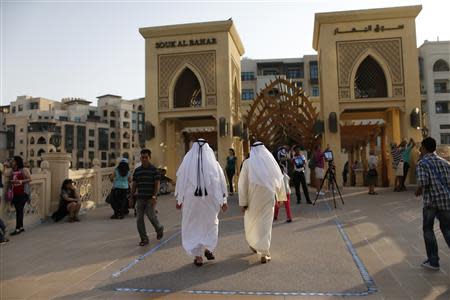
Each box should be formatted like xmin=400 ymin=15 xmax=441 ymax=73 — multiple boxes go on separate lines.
xmin=175 ymin=139 xmax=226 ymax=204
xmin=248 ymin=141 xmax=284 ymax=191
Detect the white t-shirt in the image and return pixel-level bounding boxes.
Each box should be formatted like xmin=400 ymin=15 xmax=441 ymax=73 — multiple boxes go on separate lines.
xmin=368 ymin=155 xmax=378 ymax=170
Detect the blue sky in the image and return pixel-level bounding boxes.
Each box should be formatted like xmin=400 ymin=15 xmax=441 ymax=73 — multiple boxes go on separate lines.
xmin=1 ymin=0 xmax=449 ymax=105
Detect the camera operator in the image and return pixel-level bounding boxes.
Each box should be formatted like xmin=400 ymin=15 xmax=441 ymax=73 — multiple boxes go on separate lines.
xmin=292 ymin=146 xmax=312 ymax=204
xmin=277 ymin=145 xmax=290 ymax=170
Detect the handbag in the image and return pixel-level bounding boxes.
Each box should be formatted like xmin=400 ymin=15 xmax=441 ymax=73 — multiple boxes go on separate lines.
xmin=367 ymin=169 xmax=378 ymax=177
xmin=6 ymin=186 xmax=14 ymax=202
xmin=105 ymin=188 xmax=114 ymax=204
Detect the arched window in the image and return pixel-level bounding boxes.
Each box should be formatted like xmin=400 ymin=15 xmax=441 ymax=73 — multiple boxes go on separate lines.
xmin=37 ymin=137 xmax=46 ymax=144
xmin=30 ymin=137 xmax=35 ymax=144
xmin=37 ymin=149 xmax=45 ymax=157
xmin=110 ymin=132 xmax=116 ymax=139
xmin=138 ymin=105 xmax=144 ymax=111
xmin=123 ymin=132 xmax=130 ymax=139
xmin=124 ymin=111 xmax=130 ymax=118
xmin=122 ymin=152 xmax=129 ymax=159
xmin=173 ymin=68 xmax=202 ymax=108
xmin=110 ymin=111 xmax=116 ymax=117
xmin=30 ymin=149 xmax=35 ymax=157
xmin=433 ymin=59 xmax=450 ymax=72
xmin=354 ymin=56 xmax=387 ymax=98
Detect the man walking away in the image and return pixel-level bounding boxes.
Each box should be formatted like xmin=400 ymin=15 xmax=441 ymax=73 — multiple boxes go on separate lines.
xmin=130 ymin=149 xmax=164 ymax=246
xmin=415 ymin=137 xmax=450 ymax=270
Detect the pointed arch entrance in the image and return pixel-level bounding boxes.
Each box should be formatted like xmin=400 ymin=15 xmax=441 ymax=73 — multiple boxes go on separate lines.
xmin=354 ymin=56 xmax=388 ymax=98
xmin=173 ymin=67 xmax=203 ymax=108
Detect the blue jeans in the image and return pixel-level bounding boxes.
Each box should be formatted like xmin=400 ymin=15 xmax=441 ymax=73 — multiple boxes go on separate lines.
xmin=422 ymin=207 xmax=450 ymax=266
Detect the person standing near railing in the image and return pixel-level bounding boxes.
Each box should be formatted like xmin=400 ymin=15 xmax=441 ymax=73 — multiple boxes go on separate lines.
xmin=109 ymin=158 xmax=131 ymax=219
xmin=9 ymin=156 xmax=32 ymax=236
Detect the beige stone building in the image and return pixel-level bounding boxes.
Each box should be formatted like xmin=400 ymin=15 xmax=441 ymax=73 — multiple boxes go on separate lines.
xmin=313 ymin=5 xmax=423 ymax=185
xmin=240 ymin=56 xmax=320 ymax=113
xmin=139 ymin=20 xmax=245 ymax=180
xmin=419 ymin=40 xmax=450 ymax=145
xmin=3 ymin=95 xmax=145 ymax=169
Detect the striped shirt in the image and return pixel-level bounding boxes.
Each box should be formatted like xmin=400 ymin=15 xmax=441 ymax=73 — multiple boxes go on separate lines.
xmin=132 ymin=164 xmax=161 ymax=200
xmin=390 ymin=146 xmax=402 ymax=168
xmin=416 ymin=153 xmax=450 ymax=210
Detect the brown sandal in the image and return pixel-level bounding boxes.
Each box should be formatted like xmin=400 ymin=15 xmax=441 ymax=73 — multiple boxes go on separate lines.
xmin=194 ymin=257 xmax=203 ymax=266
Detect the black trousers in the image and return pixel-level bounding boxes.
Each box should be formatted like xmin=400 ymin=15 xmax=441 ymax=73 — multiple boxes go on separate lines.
xmin=112 ymin=188 xmax=129 ymax=216
xmin=293 ymin=171 xmax=310 ymax=203
xmin=12 ymin=194 xmax=28 ymax=229
xmin=401 ymin=162 xmax=410 ymax=188
xmin=226 ymin=169 xmax=235 ymax=193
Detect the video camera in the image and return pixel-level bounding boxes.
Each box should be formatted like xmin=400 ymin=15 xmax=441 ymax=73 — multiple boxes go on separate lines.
xmin=323 ymin=150 xmax=334 ymax=162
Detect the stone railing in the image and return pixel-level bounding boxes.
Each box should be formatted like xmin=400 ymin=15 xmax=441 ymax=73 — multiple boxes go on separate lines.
xmin=0 ymin=154 xmax=114 ymax=227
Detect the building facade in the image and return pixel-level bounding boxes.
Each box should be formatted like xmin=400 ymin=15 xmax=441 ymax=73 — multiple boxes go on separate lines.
xmin=419 ymin=40 xmax=450 ymax=145
xmin=240 ymin=55 xmax=320 ymax=113
xmin=3 ymin=95 xmax=145 ymax=169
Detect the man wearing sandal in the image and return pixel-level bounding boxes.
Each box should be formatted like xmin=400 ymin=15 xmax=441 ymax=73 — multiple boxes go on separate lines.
xmin=175 ymin=139 xmax=228 ymax=266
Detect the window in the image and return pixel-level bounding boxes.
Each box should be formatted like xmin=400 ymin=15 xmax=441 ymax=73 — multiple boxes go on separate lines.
xmin=287 ymin=69 xmax=302 ymax=79
xmin=110 ymin=142 xmax=115 ymax=149
xmin=110 ymin=120 xmax=116 ymax=128
xmin=123 ymin=122 xmax=130 ymax=128
xmin=37 ymin=137 xmax=46 ymax=144
xmin=440 ymin=124 xmax=450 ymax=129
xmin=30 ymin=102 xmax=39 ymax=109
xmin=436 ymin=102 xmax=449 ymax=114
xmin=122 ymin=152 xmax=129 ymax=159
xmin=103 ymin=110 xmax=108 ymax=117
xmin=20 ymin=128 xmax=24 ymax=132
xmin=354 ymin=56 xmax=387 ymax=98
xmin=98 ymin=128 xmax=108 ymax=150
xmin=101 ymin=152 xmax=107 ymax=160
xmin=30 ymin=137 xmax=35 ymax=144
xmin=138 ymin=105 xmax=143 ymax=111
xmin=241 ymin=72 xmax=255 ymax=81
xmin=263 ymin=69 xmax=278 ymax=76
xmin=12 ymin=107 xmax=16 ymax=113
xmin=173 ymin=68 xmax=202 ymax=108
xmin=434 ymin=81 xmax=448 ymax=93
xmin=110 ymin=132 xmax=116 ymax=139
xmin=20 ymin=152 xmax=23 ymax=156
xmin=242 ymin=89 xmax=254 ymax=100
xmin=441 ymin=133 xmax=450 ymax=144
xmin=110 ymin=111 xmax=116 ymax=117
xmin=310 ymin=61 xmax=318 ymax=79
xmin=89 ymin=140 xmax=95 ymax=148
xmin=124 ymin=111 xmax=130 ymax=118
xmin=30 ymin=149 xmax=35 ymax=157
xmin=18 ymin=105 xmax=23 ymax=112
xmin=433 ymin=59 xmax=450 ymax=72
xmin=295 ymin=81 xmax=303 ymax=88
xmin=88 ymin=151 xmax=95 ymax=160
xmin=311 ymin=86 xmax=320 ymax=97
xmin=74 ymin=117 xmax=81 ymax=122
xmin=89 ymin=129 xmax=95 ymax=137
xmin=123 ymin=143 xmax=130 ymax=149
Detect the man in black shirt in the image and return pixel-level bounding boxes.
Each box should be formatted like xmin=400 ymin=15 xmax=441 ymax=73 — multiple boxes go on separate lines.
xmin=292 ymin=146 xmax=312 ymax=204
xmin=131 ymin=149 xmax=164 ymax=246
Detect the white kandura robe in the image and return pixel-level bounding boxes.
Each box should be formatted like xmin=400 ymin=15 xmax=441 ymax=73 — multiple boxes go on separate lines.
xmin=238 ymin=160 xmax=286 ymax=255
xmin=179 ymin=161 xmax=227 ymax=257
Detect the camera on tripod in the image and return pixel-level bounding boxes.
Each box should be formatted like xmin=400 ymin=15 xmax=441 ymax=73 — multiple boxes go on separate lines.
xmin=323 ymin=150 xmax=334 ymax=163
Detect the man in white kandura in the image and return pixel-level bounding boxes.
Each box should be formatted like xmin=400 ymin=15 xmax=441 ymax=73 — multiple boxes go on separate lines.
xmin=238 ymin=141 xmax=287 ymax=263
xmin=175 ymin=138 xmax=228 ymax=267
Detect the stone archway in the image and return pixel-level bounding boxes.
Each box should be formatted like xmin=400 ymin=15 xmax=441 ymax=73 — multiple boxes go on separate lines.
xmin=245 ymin=77 xmax=319 ymax=150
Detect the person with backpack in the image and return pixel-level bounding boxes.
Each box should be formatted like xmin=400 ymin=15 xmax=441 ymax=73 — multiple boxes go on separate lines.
xmin=415 ymin=137 xmax=450 ymax=270
xmin=9 ymin=156 xmax=32 ymax=235
xmin=109 ymin=158 xmax=131 ymax=219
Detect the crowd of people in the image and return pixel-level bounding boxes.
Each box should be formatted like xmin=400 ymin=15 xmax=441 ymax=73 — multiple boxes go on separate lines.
xmin=0 ymin=136 xmax=449 ymax=272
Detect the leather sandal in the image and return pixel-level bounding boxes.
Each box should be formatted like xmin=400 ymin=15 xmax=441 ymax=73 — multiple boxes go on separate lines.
xmin=194 ymin=257 xmax=203 ymax=266
xmin=204 ymin=250 xmax=215 ymax=260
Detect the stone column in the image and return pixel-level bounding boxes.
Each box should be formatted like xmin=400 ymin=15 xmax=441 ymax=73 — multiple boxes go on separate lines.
xmin=41 ymin=153 xmax=71 ymax=212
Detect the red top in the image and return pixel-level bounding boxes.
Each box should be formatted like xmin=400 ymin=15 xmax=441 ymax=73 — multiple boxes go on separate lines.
xmin=11 ymin=170 xmax=26 ymax=196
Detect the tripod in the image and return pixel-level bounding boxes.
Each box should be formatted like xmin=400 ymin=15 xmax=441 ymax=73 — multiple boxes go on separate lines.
xmin=312 ymin=161 xmax=344 ymax=208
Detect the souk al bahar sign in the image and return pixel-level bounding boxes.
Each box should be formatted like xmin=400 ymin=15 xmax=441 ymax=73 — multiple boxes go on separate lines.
xmin=155 ymin=38 xmax=217 ymax=49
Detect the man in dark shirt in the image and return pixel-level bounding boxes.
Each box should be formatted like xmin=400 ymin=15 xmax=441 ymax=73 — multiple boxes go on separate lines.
xmin=131 ymin=149 xmax=164 ymax=246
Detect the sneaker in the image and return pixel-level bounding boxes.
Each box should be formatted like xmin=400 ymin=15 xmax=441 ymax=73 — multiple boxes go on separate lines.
xmin=10 ymin=228 xmax=24 ymax=236
xmin=0 ymin=238 xmax=9 ymax=245
xmin=421 ymin=260 xmax=439 ymax=270
xmin=139 ymin=239 xmax=149 ymax=247
xmin=261 ymin=255 xmax=271 ymax=264
xmin=156 ymin=226 xmax=164 ymax=240
xmin=286 ymin=219 xmax=292 ymax=223
xmin=110 ymin=214 xmax=119 ymax=219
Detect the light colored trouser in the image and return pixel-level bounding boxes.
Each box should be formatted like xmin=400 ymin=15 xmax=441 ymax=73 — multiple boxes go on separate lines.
xmin=136 ymin=198 xmax=162 ymax=241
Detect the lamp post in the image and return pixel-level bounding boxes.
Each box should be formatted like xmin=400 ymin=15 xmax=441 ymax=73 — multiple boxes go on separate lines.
xmin=50 ymin=133 xmax=62 ymax=152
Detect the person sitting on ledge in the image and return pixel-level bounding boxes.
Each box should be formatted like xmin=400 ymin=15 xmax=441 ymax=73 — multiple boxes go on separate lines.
xmin=51 ymin=179 xmax=81 ymax=223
